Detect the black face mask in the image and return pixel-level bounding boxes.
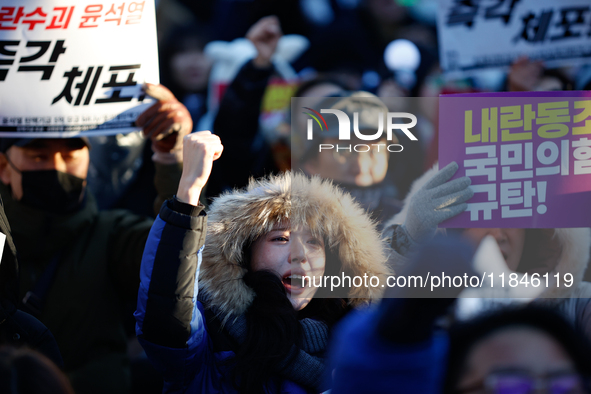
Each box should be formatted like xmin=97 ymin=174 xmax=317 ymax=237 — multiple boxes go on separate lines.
xmin=20 ymin=170 xmax=86 ymax=214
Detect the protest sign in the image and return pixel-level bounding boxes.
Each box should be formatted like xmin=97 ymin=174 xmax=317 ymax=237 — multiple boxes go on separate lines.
xmin=439 ymin=91 xmax=591 ymax=228
xmin=437 ymin=0 xmax=591 ymax=77
xmin=0 ymin=0 xmax=159 ymax=137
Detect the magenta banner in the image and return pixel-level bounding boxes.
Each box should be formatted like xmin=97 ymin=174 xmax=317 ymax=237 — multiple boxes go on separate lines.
xmin=439 ymin=91 xmax=591 ymax=228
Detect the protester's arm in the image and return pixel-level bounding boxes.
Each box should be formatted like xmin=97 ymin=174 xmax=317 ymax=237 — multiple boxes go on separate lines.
xmin=135 ymin=83 xmax=193 ymax=213
xmin=214 ymin=15 xmax=281 ymax=143
xmin=134 ymin=132 xmax=222 ymax=382
xmin=208 ymin=16 xmax=281 ymax=196
xmin=134 ymin=197 xmax=206 ymax=347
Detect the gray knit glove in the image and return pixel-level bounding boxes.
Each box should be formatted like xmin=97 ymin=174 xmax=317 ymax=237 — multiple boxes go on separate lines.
xmin=403 ymin=161 xmax=473 ymax=244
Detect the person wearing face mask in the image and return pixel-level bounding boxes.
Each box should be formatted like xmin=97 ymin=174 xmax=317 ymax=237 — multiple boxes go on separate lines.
xmin=0 ymin=83 xmax=192 ymax=394
xmin=135 ymin=131 xmax=390 ymax=393
xmin=383 ymin=162 xmax=591 ymax=338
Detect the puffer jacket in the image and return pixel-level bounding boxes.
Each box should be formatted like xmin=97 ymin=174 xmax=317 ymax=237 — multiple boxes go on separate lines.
xmin=135 ymin=172 xmax=391 ymax=393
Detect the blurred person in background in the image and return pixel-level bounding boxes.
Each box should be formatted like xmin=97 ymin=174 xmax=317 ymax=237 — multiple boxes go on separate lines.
xmin=445 ymin=306 xmax=591 ymax=394
xmin=296 ymin=91 xmax=427 ymax=228
xmin=507 ymin=57 xmax=574 ymax=92
xmin=206 ymin=16 xmax=284 ymax=199
xmin=159 ymin=24 xmax=213 ymax=129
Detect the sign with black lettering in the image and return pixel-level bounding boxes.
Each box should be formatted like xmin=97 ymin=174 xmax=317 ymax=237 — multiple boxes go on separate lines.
xmin=438 ymin=0 xmax=591 ymax=77
xmin=0 ymin=0 xmax=158 ymax=136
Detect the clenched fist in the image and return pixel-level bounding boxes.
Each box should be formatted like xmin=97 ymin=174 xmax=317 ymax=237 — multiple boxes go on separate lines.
xmin=246 ymin=15 xmax=282 ymax=69
xmin=176 ymin=131 xmax=224 ymax=206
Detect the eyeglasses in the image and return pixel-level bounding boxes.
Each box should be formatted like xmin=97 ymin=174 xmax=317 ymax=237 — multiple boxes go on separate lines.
xmin=458 ymin=371 xmax=588 ymax=394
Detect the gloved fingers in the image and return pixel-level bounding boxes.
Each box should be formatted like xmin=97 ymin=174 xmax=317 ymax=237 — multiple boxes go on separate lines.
xmin=424 ymin=161 xmax=459 ymax=190
xmin=430 ymin=175 xmax=472 ymax=199
xmin=433 ymin=187 xmax=474 ymax=210
xmin=435 ymin=202 xmax=469 ymax=223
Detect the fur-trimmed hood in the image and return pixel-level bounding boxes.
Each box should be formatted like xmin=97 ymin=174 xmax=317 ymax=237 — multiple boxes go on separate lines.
xmin=200 ymin=172 xmax=391 ymax=319
xmin=384 ymin=163 xmax=591 ymax=300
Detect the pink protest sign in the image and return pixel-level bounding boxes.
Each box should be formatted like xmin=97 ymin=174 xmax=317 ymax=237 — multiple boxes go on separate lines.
xmin=439 ymin=91 xmax=591 ymax=228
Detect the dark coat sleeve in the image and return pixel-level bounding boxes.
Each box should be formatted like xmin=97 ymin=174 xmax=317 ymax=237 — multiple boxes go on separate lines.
xmin=135 ymin=198 xmax=207 ymax=348
xmin=207 ymin=60 xmax=277 ymax=197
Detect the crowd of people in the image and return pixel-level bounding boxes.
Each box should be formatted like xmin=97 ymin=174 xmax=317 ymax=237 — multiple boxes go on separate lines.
xmin=2 ymin=0 xmax=591 ymax=393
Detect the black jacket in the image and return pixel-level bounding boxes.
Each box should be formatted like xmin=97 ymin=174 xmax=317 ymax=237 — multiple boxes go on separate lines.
xmin=0 ymin=195 xmax=62 ymax=366
xmin=207 ymin=60 xmax=280 ymax=198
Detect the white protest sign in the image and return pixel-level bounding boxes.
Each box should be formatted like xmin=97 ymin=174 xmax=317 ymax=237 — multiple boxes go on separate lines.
xmin=0 ymin=0 xmax=159 ymax=137
xmin=437 ymin=0 xmax=591 ymax=77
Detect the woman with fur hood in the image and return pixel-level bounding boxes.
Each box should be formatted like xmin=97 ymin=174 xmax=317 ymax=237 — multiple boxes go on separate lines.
xmin=384 ymin=161 xmax=591 ymax=338
xmin=134 ymin=131 xmax=390 ymax=393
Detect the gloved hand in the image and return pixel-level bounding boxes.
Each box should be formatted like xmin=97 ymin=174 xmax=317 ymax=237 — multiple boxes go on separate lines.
xmin=403 ymin=161 xmax=473 ymax=244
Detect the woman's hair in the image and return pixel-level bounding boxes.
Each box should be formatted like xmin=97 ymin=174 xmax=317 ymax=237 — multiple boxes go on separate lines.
xmin=443 ymin=305 xmax=591 ymax=393
xmin=229 ymin=238 xmax=350 ymax=393
xmin=0 ymin=346 xmax=75 ymax=394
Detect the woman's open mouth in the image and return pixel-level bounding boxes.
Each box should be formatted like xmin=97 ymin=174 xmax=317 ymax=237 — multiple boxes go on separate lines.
xmin=282 ymin=274 xmax=308 ymax=294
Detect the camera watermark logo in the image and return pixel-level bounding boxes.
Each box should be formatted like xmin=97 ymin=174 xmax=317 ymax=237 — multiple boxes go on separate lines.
xmin=303 ymin=105 xmax=418 ymax=153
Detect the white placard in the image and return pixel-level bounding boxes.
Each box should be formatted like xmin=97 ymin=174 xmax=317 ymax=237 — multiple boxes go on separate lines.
xmin=0 ymin=0 xmax=159 ymax=137
xmin=437 ymin=0 xmax=591 ymax=77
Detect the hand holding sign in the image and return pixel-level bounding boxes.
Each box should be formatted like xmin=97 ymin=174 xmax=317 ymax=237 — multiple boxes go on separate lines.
xmin=135 ymin=83 xmax=193 ymax=156
xmin=403 ymin=161 xmax=473 ymax=244
xmin=507 ymin=57 xmax=544 ymax=92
